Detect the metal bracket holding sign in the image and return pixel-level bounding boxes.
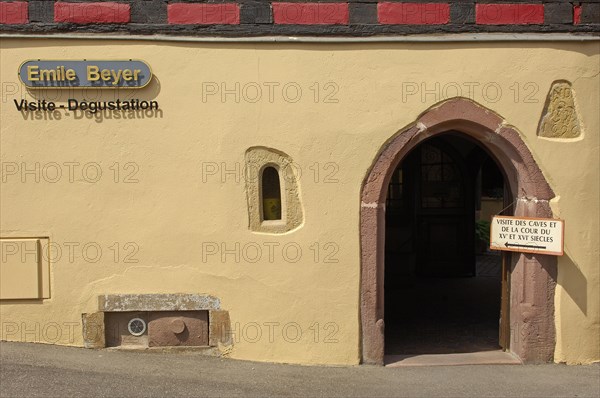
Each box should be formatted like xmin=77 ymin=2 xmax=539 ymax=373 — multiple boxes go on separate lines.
xmin=490 ymin=215 xmax=564 ymax=256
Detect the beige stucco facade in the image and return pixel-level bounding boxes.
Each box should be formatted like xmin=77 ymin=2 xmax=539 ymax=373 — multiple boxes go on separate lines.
xmin=0 ymin=38 xmax=598 ymax=365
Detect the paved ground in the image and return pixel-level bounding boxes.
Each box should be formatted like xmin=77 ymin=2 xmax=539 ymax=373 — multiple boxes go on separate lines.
xmin=1 ymin=342 xmax=599 ymax=397
xmin=385 ymin=253 xmax=503 ymax=355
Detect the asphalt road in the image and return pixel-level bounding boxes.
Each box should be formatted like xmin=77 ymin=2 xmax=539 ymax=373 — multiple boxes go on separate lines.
xmin=1 ymin=341 xmax=598 ymax=398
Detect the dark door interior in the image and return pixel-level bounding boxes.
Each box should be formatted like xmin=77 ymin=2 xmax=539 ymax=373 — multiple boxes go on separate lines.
xmin=386 ymin=139 xmax=474 ymax=279
xmin=415 ymin=142 xmax=475 ymax=277
xmin=384 ymin=133 xmax=507 ymax=356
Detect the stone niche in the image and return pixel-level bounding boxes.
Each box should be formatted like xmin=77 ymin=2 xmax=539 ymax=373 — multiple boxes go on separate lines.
xmin=82 ymin=294 xmax=232 ymax=354
xmin=538 ymin=80 xmax=583 ymax=139
xmin=244 ymin=146 xmax=304 ymax=234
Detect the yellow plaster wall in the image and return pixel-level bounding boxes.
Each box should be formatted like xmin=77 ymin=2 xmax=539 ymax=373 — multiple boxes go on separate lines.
xmin=0 ymin=38 xmax=598 ymax=365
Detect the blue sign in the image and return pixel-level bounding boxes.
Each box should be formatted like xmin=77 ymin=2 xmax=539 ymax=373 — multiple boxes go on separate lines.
xmin=19 ymin=60 xmax=152 ymax=89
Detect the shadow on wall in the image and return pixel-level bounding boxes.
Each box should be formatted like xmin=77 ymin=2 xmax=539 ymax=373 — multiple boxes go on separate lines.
xmin=558 ymin=254 xmax=588 ymax=316
xmin=25 ymin=74 xmax=162 ymax=101
xmin=16 ymin=76 xmax=163 ymax=123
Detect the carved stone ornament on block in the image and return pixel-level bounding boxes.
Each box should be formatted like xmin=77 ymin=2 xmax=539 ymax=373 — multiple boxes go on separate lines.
xmin=538 ymin=81 xmax=582 ymax=139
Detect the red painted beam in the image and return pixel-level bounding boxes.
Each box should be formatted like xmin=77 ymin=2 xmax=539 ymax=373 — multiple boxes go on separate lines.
xmin=378 ymin=3 xmax=450 ymax=25
xmin=574 ymin=5 xmax=582 ymax=25
xmin=54 ymin=2 xmax=130 ymax=24
xmin=0 ymin=1 xmax=27 ymax=25
xmin=273 ymin=3 xmax=349 ymax=25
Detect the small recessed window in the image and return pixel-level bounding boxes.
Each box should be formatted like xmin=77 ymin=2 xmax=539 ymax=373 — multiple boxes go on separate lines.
xmin=261 ymin=166 xmax=282 ymax=221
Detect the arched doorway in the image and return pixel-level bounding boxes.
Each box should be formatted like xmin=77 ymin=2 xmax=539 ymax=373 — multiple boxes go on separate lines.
xmin=384 ymin=133 xmax=507 ymax=357
xmin=360 ymin=98 xmax=557 ymax=365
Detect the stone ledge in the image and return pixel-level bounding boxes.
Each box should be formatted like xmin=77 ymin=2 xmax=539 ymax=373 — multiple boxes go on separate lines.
xmin=98 ymin=294 xmax=221 ymax=312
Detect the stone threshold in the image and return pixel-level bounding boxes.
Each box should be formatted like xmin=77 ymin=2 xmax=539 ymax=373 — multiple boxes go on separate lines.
xmin=385 ymin=350 xmax=522 ymax=367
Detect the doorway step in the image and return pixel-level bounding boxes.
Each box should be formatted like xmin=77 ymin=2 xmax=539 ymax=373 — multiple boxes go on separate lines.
xmin=385 ymin=350 xmax=521 ymax=367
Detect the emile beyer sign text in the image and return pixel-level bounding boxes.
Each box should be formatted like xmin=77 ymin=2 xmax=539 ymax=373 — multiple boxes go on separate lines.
xmin=26 ymin=65 xmax=142 ymax=84
xmin=19 ymin=60 xmax=152 ymax=88
xmin=490 ymin=216 xmax=564 ymax=256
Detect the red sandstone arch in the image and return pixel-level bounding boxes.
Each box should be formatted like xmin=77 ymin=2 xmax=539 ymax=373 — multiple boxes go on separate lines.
xmin=360 ymin=98 xmax=557 ymax=365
